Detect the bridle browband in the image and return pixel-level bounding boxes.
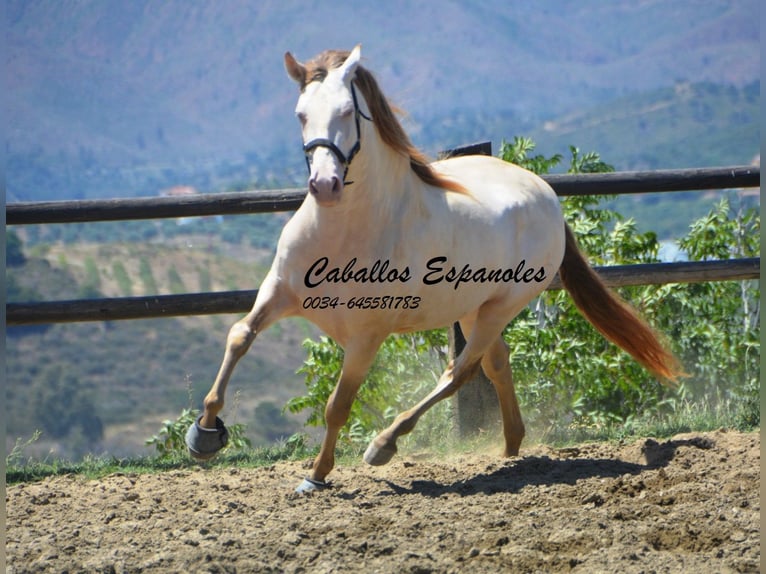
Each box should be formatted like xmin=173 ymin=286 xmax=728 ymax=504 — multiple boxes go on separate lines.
xmin=302 ymin=82 xmax=372 ymax=185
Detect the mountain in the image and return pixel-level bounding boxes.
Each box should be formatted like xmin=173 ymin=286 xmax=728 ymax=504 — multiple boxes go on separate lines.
xmin=530 ymin=81 xmax=760 ymax=171
xmin=7 ymin=0 xmax=760 ymax=201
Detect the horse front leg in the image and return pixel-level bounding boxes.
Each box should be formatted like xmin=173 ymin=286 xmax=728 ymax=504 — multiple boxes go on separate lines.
xmin=186 ymin=274 xmax=295 ymax=460
xmin=296 ymin=337 xmax=381 ymax=493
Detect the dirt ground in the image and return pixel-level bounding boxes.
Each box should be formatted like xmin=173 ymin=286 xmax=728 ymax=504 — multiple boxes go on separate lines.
xmin=6 ymin=429 xmax=760 ymax=573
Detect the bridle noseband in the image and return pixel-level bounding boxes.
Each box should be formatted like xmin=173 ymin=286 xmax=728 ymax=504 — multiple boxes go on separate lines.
xmin=302 ymin=82 xmax=372 ymax=185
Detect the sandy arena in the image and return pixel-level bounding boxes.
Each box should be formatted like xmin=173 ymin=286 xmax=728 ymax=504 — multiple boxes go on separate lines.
xmin=6 ymin=429 xmax=760 ymax=573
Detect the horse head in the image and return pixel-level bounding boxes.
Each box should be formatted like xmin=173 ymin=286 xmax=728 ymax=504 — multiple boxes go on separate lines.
xmin=285 ymin=45 xmax=369 ymax=207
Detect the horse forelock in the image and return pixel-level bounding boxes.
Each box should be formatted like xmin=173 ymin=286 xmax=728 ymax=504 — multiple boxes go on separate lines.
xmin=301 ymin=50 xmax=469 ymax=195
xmin=300 ymin=50 xmax=350 ymax=90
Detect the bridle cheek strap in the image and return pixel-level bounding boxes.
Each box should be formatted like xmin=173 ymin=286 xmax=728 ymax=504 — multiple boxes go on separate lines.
xmin=303 ymin=138 xmax=360 ymax=185
xmin=302 ymin=82 xmax=370 ymax=186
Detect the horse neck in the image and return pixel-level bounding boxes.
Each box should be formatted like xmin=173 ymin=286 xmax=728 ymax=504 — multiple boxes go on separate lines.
xmin=345 ymin=125 xmax=423 ymax=221
xmin=301 ymin=124 xmax=425 ymax=253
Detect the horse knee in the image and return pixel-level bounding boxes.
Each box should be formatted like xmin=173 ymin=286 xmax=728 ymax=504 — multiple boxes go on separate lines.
xmin=226 ymin=321 xmax=256 ymax=357
xmin=324 ymin=395 xmax=354 ymax=429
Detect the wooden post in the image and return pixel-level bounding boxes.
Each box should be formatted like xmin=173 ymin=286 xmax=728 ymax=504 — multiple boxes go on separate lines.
xmin=439 ymin=142 xmax=501 ymax=439
xmin=449 ymin=322 xmax=501 ymax=439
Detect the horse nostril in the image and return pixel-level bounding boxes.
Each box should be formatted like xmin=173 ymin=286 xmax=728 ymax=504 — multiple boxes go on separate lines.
xmin=332 ymin=177 xmax=340 ymax=193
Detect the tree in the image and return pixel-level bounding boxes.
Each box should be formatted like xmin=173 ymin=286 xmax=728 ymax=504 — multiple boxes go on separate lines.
xmin=6 ymin=230 xmax=26 ymax=266
xmin=30 ymin=364 xmax=104 ymax=444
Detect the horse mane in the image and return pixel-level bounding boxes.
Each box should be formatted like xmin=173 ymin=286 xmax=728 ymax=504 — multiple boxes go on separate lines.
xmin=302 ymin=50 xmax=468 ymax=195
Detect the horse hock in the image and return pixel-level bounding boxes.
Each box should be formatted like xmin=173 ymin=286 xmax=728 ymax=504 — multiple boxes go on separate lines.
xmin=186 ymin=416 xmax=229 ymax=461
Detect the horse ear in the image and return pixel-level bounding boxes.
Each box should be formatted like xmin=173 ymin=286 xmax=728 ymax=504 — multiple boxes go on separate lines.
xmin=339 ymin=44 xmax=362 ymax=82
xmin=284 ymin=52 xmax=306 ymax=85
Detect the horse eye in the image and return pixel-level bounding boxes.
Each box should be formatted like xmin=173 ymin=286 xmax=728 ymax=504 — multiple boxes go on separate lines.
xmin=296 ymin=112 xmax=307 ymax=126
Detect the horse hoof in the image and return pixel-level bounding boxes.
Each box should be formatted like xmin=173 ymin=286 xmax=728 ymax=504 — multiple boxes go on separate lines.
xmin=185 ymin=416 xmax=229 ymax=461
xmin=363 ymin=438 xmax=397 ymax=466
xmin=295 ymin=477 xmax=330 ymax=494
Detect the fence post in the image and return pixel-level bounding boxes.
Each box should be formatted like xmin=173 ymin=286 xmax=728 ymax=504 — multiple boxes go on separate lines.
xmin=438 ymin=142 xmax=501 ymax=439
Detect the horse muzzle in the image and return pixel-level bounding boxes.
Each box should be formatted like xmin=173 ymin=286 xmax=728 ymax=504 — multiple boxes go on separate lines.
xmin=308 ymin=173 xmax=343 ymax=206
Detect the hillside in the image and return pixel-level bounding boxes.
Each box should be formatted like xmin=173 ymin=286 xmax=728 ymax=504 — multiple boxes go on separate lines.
xmin=6 ymin=234 xmax=320 ymax=460
xmin=7 ymin=0 xmax=759 ymax=201
xmin=11 ymin=77 xmax=761 ymax=245
xmin=530 ymin=81 xmax=760 ymax=171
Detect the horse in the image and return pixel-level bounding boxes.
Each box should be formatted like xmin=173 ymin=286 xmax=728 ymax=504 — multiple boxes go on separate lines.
xmin=185 ymin=45 xmax=680 ymax=492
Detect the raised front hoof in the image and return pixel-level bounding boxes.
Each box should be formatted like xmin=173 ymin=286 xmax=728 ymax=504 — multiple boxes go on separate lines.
xmin=185 ymin=416 xmax=229 ymax=461
xmin=295 ymin=477 xmax=331 ymax=494
xmin=363 ymin=438 xmax=398 ymax=466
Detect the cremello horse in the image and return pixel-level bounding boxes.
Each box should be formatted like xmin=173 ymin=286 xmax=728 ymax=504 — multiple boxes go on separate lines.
xmin=186 ymin=46 xmax=680 ymax=492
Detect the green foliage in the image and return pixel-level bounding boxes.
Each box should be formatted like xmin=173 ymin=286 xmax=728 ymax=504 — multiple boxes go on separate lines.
xmin=499 ymin=145 xmax=758 ymax=436
xmin=26 ymin=365 xmax=104 ymax=460
xmin=498 ymin=138 xmax=614 ymax=177
xmin=6 ymin=229 xmax=26 ymax=266
xmin=656 ymin=198 xmax=759 ymax=421
xmin=145 ymin=407 xmax=198 ymax=458
xmin=7 ymin=431 xmax=317 ymax=485
xmin=6 ymin=430 xmax=43 ymax=468
xmin=566 ymin=145 xmax=615 ymax=174
xmin=286 ymin=330 xmax=450 ymax=449
xmin=499 ymin=136 xmax=562 ymax=174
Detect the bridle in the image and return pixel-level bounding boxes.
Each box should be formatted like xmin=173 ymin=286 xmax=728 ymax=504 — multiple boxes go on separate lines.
xmin=302 ymin=82 xmax=372 ymax=185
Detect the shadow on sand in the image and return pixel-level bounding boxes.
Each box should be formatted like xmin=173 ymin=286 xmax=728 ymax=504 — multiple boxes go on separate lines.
xmin=373 ymin=436 xmax=715 ymax=498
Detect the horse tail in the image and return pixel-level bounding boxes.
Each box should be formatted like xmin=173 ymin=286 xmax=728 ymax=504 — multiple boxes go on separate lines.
xmin=558 ymin=223 xmax=682 ymax=383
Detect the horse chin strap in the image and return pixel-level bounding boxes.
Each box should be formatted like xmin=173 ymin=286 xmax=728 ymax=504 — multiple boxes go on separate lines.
xmin=303 ymin=82 xmax=372 ymax=186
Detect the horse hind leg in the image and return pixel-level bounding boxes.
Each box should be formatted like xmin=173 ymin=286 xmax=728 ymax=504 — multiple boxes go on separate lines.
xmin=481 ymin=336 xmax=525 ymax=456
xmin=363 ymin=356 xmax=482 ymax=466
xmin=364 ymin=306 xmax=508 ymax=467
